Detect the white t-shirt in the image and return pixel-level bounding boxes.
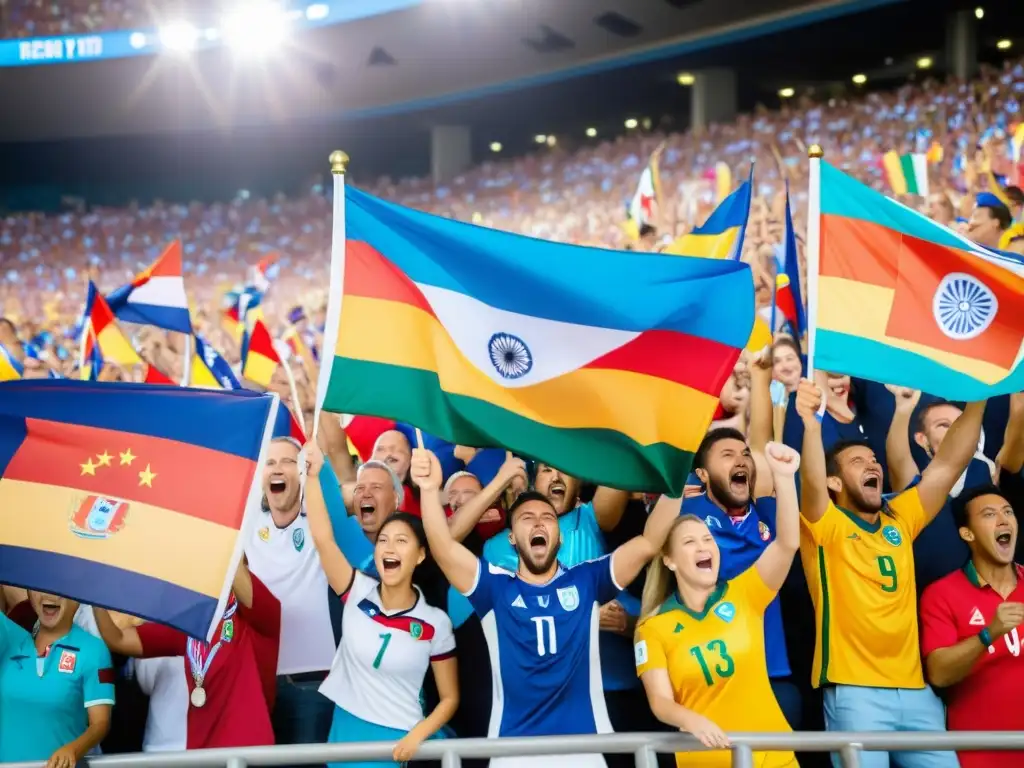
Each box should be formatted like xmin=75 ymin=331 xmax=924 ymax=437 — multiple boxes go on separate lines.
xmin=135 ymin=657 xmax=188 ymax=752
xmin=246 ymin=511 xmax=338 ymax=674
xmin=319 ymin=571 xmax=455 ymax=730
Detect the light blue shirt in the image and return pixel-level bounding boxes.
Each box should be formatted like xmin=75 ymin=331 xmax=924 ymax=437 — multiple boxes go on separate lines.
xmin=0 ymin=613 xmax=115 ymax=762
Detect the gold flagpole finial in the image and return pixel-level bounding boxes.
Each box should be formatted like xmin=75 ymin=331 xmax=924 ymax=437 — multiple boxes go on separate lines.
xmin=329 ymin=151 xmax=349 ymax=175
xmin=808 ymin=144 xmax=824 ymax=159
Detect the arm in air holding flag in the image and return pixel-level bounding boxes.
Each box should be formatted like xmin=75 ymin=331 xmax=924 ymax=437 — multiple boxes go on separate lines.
xmin=915 ymin=400 xmax=987 ymax=520
xmin=302 ymin=441 xmax=355 ymax=596
xmin=884 ymin=386 xmax=923 ymax=494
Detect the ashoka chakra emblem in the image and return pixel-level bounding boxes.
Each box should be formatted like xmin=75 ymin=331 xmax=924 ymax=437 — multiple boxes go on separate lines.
xmin=932 ymin=272 xmax=998 ymax=341
xmin=488 ymin=332 xmax=533 ymax=380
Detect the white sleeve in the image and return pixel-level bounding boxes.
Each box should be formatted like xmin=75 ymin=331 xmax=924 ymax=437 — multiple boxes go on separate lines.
xmin=430 ymin=612 xmax=456 ymax=660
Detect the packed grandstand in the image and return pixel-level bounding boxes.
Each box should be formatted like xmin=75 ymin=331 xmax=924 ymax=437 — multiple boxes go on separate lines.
xmin=2 ymin=2 xmax=1024 ymax=768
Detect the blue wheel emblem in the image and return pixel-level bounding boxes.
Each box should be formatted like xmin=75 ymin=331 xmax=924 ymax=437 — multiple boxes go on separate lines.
xmin=488 ymin=332 xmax=533 ymax=380
xmin=932 ymin=272 xmax=998 ymax=341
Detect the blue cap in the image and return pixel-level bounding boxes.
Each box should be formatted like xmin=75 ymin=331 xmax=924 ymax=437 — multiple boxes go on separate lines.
xmin=976 ymin=192 xmax=1008 ymax=210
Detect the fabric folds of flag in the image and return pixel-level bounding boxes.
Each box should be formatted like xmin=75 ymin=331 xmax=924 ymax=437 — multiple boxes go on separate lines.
xmin=191 ymin=334 xmax=241 ymax=390
xmin=81 ymin=282 xmax=141 ymax=380
xmin=772 ymin=185 xmax=807 ymax=338
xmin=811 ymin=161 xmax=1024 ymax=400
xmin=106 ymin=241 xmax=192 ymax=334
xmin=0 ymin=343 xmax=24 ymax=382
xmin=663 ymin=170 xmax=752 ymax=260
xmin=882 ymin=151 xmax=930 ymax=197
xmin=0 ymin=380 xmax=278 ymax=640
xmin=142 ymin=364 xmax=174 ymax=385
xmin=241 ymin=319 xmax=281 ymax=388
xmin=624 ymin=149 xmax=662 ymax=241
xmin=321 ymin=188 xmax=754 ymax=493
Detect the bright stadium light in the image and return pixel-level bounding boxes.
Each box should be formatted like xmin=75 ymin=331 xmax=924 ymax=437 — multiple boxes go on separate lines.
xmin=852 ymin=73 xmax=867 ymax=85
xmin=624 ymin=118 xmax=638 ymax=129
xmin=997 ymin=39 xmax=1012 ymax=50
xmin=489 ymin=141 xmax=502 ymax=152
xmin=916 ymin=56 xmax=933 ymax=69
xmin=676 ymin=72 xmax=695 ymax=86
xmin=305 ymin=3 xmax=329 ymax=21
xmin=534 ymin=134 xmax=547 ymax=144
xmin=585 ymin=127 xmax=597 ymax=138
xmin=778 ymin=87 xmax=795 ymax=98
xmin=158 ymin=21 xmax=199 ymax=52
xmin=974 ymin=6 xmax=984 ymax=19
xmin=129 ymin=32 xmax=148 ymax=49
xmin=222 ymin=3 xmax=289 ymax=57
xmin=546 ymin=135 xmax=557 ymax=147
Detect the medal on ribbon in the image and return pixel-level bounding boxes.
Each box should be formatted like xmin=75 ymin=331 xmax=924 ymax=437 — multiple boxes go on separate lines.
xmin=186 ymin=599 xmax=237 ymax=708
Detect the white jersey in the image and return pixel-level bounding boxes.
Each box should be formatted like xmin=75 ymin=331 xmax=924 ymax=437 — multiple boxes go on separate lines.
xmin=319 ymin=571 xmax=455 ymax=730
xmin=246 ymin=511 xmax=337 ymax=674
xmin=135 ymin=657 xmax=187 ymax=752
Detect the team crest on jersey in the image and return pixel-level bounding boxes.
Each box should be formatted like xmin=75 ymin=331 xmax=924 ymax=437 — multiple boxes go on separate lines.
xmin=714 ymin=602 xmax=736 ymax=623
xmin=705 ymin=515 xmax=723 ymax=529
xmin=557 ymin=586 xmax=580 ymax=611
xmin=258 ymin=526 xmax=270 ymax=542
xmin=882 ymin=525 xmax=903 ymax=547
xmin=221 ymin=620 xmax=234 ymax=642
xmin=409 ymin=621 xmax=423 ymax=640
xmin=58 ymin=650 xmax=77 ymax=674
xmin=634 ymin=640 xmax=648 ymax=667
xmin=758 ymin=520 xmax=771 ymax=542
xmin=292 ymin=528 xmax=305 ymax=552
xmin=969 ymin=608 xmax=986 ymax=626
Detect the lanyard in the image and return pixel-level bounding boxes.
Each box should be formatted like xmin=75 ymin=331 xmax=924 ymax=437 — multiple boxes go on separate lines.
xmin=186 ymin=600 xmax=237 ymax=685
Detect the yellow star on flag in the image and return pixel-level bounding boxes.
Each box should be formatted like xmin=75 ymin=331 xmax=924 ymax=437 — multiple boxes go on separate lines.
xmin=96 ymin=451 xmax=113 ymax=467
xmin=119 ymin=449 xmax=136 ymax=466
xmin=80 ymin=458 xmax=97 ymax=476
xmin=138 ymin=464 xmax=157 ymax=487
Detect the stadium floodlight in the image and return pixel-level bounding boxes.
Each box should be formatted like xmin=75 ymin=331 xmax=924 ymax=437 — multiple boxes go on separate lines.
xmin=852 ymin=73 xmax=867 ymax=85
xmin=489 ymin=142 xmax=502 ymax=153
xmin=546 ymin=135 xmax=557 ymax=147
xmin=778 ymin=87 xmax=795 ymax=98
xmin=676 ymin=72 xmax=695 ymax=86
xmin=534 ymin=134 xmax=547 ymax=144
xmin=916 ymin=56 xmax=933 ymax=69
xmin=158 ymin=21 xmax=200 ymax=53
xmin=129 ymin=32 xmax=148 ymax=49
xmin=974 ymin=7 xmax=984 ymax=19
xmin=624 ymin=118 xmax=638 ymax=129
xmin=585 ymin=127 xmax=597 ymax=138
xmin=997 ymin=39 xmax=1012 ymax=50
xmin=306 ymin=3 xmax=329 ymax=21
xmin=221 ymin=3 xmax=289 ymax=57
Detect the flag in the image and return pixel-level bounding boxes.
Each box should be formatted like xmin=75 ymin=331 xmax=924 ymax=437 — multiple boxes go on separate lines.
xmin=249 ymin=253 xmax=280 ymax=293
xmin=0 ymin=379 xmax=278 ymax=640
xmin=1012 ymin=123 xmax=1024 ymax=166
xmin=810 ymin=161 xmax=1024 ymax=400
xmin=106 ymin=241 xmax=192 ymax=334
xmin=191 ymin=335 xmax=241 ymax=390
xmin=282 ymin=326 xmax=315 ymax=375
xmin=623 ymin=148 xmax=662 ymax=241
xmin=142 ymin=364 xmax=174 ymax=385
xmin=882 ymin=151 xmax=930 ymax=197
xmin=0 ymin=343 xmax=23 ymax=381
xmin=663 ymin=170 xmax=753 ymax=260
xmin=221 ymin=287 xmax=263 ymax=343
xmin=319 ymin=188 xmax=753 ymax=493
xmin=241 ymin=319 xmax=281 ymax=388
xmin=81 ymin=282 xmax=141 ymax=380
xmin=772 ymin=185 xmax=806 ymax=338
xmin=275 ymin=406 xmax=306 ymax=442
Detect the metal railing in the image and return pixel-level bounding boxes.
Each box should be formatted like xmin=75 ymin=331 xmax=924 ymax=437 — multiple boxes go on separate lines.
xmin=5 ymin=731 xmax=1024 ymax=768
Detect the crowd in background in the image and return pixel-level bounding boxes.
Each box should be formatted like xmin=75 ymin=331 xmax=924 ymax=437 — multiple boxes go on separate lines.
xmin=1 ymin=41 xmax=1024 ymax=768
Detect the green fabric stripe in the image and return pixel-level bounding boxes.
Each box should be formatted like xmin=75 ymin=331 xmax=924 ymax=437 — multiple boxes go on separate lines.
xmin=817 ymin=546 xmax=832 ymax=686
xmin=899 ymin=154 xmax=919 ymax=195
xmin=323 ymin=356 xmax=695 ymax=493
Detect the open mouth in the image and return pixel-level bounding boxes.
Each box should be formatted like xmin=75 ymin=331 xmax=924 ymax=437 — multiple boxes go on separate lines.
xmin=862 ymin=474 xmax=880 ymax=491
xmin=696 ymin=556 xmax=713 ymax=570
xmin=359 ymin=502 xmax=377 ymax=523
xmin=548 ymin=482 xmax=566 ymax=502
xmin=268 ymin=478 xmax=287 ymax=494
xmin=40 ymin=600 xmax=61 ymax=619
xmin=996 ymin=531 xmax=1013 ymax=549
xmin=529 ymin=532 xmax=548 ymax=553
xmin=729 ymin=469 xmax=749 ymax=494
xmin=381 ymin=557 xmax=401 ymax=571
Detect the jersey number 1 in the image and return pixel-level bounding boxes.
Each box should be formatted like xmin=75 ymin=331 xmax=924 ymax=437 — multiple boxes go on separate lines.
xmin=532 ymin=616 xmax=558 ymax=657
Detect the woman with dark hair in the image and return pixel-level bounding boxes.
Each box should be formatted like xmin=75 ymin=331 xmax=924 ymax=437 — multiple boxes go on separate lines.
xmin=304 ymin=441 xmax=459 ymax=768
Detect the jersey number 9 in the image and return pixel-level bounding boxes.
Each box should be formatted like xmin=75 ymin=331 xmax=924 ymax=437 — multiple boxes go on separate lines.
xmin=876 ymin=555 xmax=898 ymax=593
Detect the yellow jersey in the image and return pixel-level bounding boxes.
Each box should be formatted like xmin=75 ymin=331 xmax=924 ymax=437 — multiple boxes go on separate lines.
xmin=634 ymin=567 xmax=795 ymax=768
xmin=800 ymin=487 xmax=927 ymax=689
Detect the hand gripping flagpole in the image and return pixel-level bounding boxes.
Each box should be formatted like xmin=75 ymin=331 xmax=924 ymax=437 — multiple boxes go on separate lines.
xmin=805 ymin=144 xmax=827 ymax=420
xmin=312 ymin=150 xmax=349 ymax=446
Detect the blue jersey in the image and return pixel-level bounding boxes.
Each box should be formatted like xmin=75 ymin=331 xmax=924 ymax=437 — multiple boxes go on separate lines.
xmin=465 ymin=555 xmax=620 ymax=737
xmin=689 ymin=493 xmax=791 ymax=678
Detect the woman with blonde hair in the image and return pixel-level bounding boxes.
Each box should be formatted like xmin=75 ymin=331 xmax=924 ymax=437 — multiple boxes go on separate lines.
xmin=634 ymin=442 xmax=802 ymax=767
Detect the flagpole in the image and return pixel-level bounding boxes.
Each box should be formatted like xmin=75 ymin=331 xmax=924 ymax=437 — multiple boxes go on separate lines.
xmin=313 ymin=150 xmax=349 ymax=444
xmin=805 ymin=145 xmax=824 ymax=378
xmin=181 ymin=333 xmax=192 ymax=386
xmin=280 ymin=356 xmax=307 ymax=439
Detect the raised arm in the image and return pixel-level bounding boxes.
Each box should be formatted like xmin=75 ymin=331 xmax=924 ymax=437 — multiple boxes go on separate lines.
xmin=996 ymin=393 xmax=1024 ymax=476
xmin=747 ymin=347 xmax=778 ymax=498
xmin=611 ymin=493 xmax=684 ymax=589
xmin=412 ymin=448 xmax=480 ymax=595
xmin=592 ymin=487 xmax=632 ymax=532
xmin=92 ymin=607 xmax=144 ymax=657
xmin=917 ymin=401 xmax=987 ymax=519
xmin=317 ymin=411 xmax=357 ymax=484
xmin=796 ymin=377 xmax=829 ymax=523
xmin=447 ymin=452 xmax=527 ymax=542
xmin=753 ymin=442 xmax=801 ymax=591
xmin=884 ymin=386 xmax=923 ymax=494
xmin=303 ymin=441 xmax=355 ymax=595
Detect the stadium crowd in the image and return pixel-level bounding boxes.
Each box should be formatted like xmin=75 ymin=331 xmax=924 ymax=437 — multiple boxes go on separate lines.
xmin=2 ymin=49 xmax=1024 ymax=768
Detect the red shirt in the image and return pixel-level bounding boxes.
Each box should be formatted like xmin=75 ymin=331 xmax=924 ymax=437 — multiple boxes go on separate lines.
xmin=137 ymin=574 xmax=281 ymax=749
xmin=920 ymin=561 xmax=1024 ymax=768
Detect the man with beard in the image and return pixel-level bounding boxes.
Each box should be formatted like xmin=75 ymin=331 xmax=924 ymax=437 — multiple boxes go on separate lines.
xmin=920 ymin=485 xmax=1024 ymax=768
xmin=796 ymin=378 xmax=985 ymax=768
xmin=414 ymin=448 xmax=681 ymax=768
xmin=687 ymin=427 xmax=800 ymax=727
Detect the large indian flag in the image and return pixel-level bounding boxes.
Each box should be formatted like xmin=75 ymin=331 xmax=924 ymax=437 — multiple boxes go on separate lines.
xmin=317 ymin=185 xmax=754 ymax=493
